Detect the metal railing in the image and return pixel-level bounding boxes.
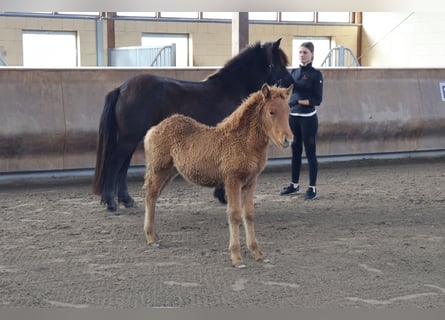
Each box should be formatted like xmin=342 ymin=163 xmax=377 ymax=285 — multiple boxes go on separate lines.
xmin=108 ymin=44 xmax=176 ymax=67
xmin=0 ymin=56 xmax=7 ymax=66
xmin=150 ymin=44 xmax=176 ymax=66
xmin=321 ymin=45 xmax=359 ymax=67
xmin=0 ymin=46 xmax=7 ymax=66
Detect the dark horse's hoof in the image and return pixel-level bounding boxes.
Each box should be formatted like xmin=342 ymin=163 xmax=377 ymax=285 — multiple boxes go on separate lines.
xmin=213 ymin=187 xmax=227 ymax=204
xmin=107 ymin=202 xmax=117 ymax=212
xmin=102 ymin=199 xmax=117 ymax=212
xmin=118 ymin=196 xmax=135 ymax=208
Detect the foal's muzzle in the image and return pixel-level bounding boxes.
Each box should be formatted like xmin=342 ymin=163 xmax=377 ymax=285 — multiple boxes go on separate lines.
xmin=282 ymin=137 xmax=292 ymax=148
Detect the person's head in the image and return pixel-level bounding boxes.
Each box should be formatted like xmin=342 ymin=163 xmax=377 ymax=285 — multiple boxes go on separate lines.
xmin=299 ymin=42 xmax=314 ymax=66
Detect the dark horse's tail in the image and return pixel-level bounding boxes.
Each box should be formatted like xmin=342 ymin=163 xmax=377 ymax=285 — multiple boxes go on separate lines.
xmin=93 ymin=88 xmax=120 ymax=195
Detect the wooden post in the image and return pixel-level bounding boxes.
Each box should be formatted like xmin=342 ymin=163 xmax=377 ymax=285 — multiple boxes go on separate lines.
xmin=232 ymin=12 xmax=249 ymax=56
xmin=106 ymin=12 xmax=116 ymax=49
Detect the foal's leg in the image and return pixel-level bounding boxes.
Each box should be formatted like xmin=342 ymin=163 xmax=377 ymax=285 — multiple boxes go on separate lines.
xmin=241 ymin=178 xmax=264 ymax=261
xmin=144 ymin=169 xmax=160 ymax=246
xmin=144 ymin=166 xmax=177 ymax=246
xmin=225 ymin=180 xmax=244 ymax=267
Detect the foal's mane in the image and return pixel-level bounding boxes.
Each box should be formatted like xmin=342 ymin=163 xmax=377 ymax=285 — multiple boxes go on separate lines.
xmin=217 ymin=85 xmax=284 ymax=132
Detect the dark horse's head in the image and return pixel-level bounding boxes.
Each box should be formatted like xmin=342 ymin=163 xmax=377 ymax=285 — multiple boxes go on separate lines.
xmin=262 ymin=38 xmax=294 ymax=88
xmin=207 ymin=38 xmax=294 ymax=95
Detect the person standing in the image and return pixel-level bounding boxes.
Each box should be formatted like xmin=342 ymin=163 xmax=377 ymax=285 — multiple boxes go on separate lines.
xmin=280 ymin=42 xmax=323 ymax=200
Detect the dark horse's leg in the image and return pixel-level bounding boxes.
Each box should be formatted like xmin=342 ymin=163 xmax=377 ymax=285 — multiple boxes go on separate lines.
xmin=213 ymin=187 xmax=227 ymax=204
xmin=117 ymin=153 xmax=135 ymax=208
xmin=100 ymin=154 xmax=121 ymax=212
xmin=101 ymin=141 xmax=138 ymax=212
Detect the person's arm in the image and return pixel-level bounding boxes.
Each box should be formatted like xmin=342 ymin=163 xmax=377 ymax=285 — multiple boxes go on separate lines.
xmin=308 ymin=71 xmax=323 ymax=106
xmin=298 ymin=70 xmax=323 ymax=106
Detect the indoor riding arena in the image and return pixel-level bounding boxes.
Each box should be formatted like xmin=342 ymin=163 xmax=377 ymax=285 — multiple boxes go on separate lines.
xmin=0 ymin=11 xmax=445 ymax=312
xmin=1 ymin=12 xmax=445 ymax=310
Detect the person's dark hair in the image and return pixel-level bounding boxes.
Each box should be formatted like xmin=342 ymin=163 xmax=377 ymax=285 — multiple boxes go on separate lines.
xmin=300 ymin=41 xmax=314 ymax=53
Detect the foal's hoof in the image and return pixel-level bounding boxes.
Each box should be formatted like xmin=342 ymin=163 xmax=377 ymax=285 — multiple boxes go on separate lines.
xmin=233 ymin=262 xmax=247 ymax=269
xmin=213 ymin=188 xmax=227 ymax=204
xmin=259 ymin=258 xmax=271 ymax=264
xmin=148 ymin=240 xmax=161 ymax=248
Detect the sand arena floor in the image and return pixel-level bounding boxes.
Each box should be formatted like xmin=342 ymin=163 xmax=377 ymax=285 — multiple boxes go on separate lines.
xmin=0 ymin=157 xmax=444 ymax=308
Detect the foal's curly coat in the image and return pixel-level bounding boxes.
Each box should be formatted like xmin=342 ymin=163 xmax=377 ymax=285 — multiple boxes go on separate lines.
xmin=143 ymin=83 xmax=293 ymax=267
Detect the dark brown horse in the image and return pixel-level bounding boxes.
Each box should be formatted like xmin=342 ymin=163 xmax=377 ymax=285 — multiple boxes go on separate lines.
xmin=143 ymin=84 xmax=293 ymax=267
xmin=93 ymin=38 xmax=293 ymax=211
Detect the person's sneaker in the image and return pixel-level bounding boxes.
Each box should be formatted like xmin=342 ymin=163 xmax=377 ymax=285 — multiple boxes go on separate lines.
xmin=304 ymin=187 xmax=317 ymax=200
xmin=280 ymin=184 xmax=300 ymax=196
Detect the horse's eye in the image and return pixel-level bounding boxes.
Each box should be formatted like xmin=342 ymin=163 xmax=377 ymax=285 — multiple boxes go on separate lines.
xmin=269 ymin=111 xmax=275 ymax=115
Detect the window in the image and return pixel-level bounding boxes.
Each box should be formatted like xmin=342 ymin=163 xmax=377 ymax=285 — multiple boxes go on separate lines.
xmin=248 ymin=12 xmax=278 ymax=21
xmin=117 ymin=12 xmax=156 ymax=18
xmin=202 ymin=12 xmax=232 ymax=20
xmin=56 ymin=12 xmax=100 ymax=16
xmin=281 ymin=12 xmax=314 ymax=22
xmin=141 ymin=33 xmax=189 ymax=67
xmin=292 ymin=37 xmax=331 ymax=68
xmin=22 ymin=30 xmax=78 ymax=67
xmin=317 ymin=12 xmax=350 ymax=23
xmin=159 ymin=12 xmax=198 ymax=19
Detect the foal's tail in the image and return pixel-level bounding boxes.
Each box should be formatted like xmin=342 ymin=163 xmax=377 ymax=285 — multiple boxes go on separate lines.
xmin=93 ymin=88 xmax=120 ymax=195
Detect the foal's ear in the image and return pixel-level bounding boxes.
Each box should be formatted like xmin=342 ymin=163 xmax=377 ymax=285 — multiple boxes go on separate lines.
xmin=261 ymin=83 xmax=271 ymax=98
xmin=285 ymin=84 xmax=294 ymax=100
xmin=274 ymin=38 xmax=282 ymax=48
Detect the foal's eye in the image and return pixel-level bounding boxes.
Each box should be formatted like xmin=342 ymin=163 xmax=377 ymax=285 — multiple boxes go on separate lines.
xmin=269 ymin=111 xmax=275 ymax=115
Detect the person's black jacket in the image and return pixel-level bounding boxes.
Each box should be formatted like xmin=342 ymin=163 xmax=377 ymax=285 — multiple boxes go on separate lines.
xmin=288 ymin=63 xmax=323 ymax=115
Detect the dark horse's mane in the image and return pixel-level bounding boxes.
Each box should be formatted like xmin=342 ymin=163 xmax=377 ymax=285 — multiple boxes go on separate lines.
xmin=205 ymin=41 xmax=290 ymax=83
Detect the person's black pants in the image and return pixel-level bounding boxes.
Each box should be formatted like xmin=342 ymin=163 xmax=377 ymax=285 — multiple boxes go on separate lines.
xmin=289 ymin=114 xmax=318 ymax=186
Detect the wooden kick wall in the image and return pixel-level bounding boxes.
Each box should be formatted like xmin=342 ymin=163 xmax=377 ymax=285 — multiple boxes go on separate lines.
xmin=1 ymin=68 xmax=444 ymax=173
